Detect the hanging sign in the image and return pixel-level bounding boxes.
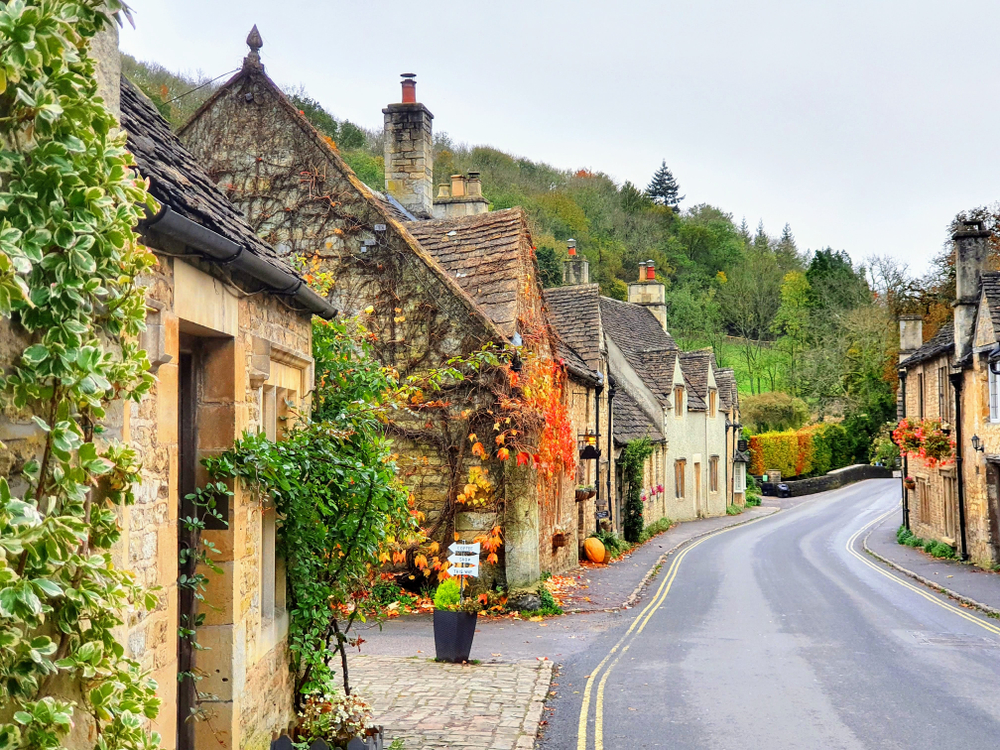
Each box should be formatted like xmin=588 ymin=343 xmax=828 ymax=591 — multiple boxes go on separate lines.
xmin=447 ymin=542 xmax=481 ymax=578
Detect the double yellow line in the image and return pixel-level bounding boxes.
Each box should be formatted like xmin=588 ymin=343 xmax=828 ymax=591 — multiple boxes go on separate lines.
xmin=575 ymin=512 xmax=775 ymax=750
xmin=846 ymin=504 xmax=1000 ymax=636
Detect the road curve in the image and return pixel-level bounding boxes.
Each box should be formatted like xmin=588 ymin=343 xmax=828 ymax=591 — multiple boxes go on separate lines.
xmin=540 ymin=479 xmax=1000 ymax=750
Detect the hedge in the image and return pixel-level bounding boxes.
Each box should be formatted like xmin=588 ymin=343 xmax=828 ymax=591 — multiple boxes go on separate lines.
xmin=749 ymin=422 xmax=852 ymax=479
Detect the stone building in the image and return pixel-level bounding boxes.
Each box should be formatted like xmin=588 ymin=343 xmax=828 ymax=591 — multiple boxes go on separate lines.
xmin=179 ymin=31 xmax=576 ymax=585
xmin=0 ymin=28 xmax=333 ymax=750
xmin=897 ymin=219 xmax=1000 ymax=568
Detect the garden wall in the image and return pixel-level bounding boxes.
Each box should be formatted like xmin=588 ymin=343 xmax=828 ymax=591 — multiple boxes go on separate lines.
xmin=759 ymin=464 xmax=894 ymax=497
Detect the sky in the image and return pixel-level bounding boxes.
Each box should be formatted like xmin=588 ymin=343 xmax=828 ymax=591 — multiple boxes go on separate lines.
xmin=119 ymin=0 xmax=1000 ymax=275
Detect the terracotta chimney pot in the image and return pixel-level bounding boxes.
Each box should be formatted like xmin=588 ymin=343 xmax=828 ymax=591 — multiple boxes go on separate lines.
xmin=567 ymin=239 xmax=576 ymax=257
xmin=450 ymin=174 xmax=467 ymax=198
xmin=638 ymin=262 xmax=647 ymax=282
xmin=400 ymin=73 xmax=417 ymax=103
xmin=646 ymin=260 xmax=656 ymax=281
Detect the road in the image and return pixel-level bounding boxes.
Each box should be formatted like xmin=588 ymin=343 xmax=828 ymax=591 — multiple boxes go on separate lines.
xmin=539 ymin=479 xmax=1000 ymax=749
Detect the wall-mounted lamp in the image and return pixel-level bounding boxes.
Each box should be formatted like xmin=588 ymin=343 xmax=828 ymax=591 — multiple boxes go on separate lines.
xmin=579 ymin=430 xmax=600 ymax=460
xmin=972 ymin=434 xmax=985 ymax=453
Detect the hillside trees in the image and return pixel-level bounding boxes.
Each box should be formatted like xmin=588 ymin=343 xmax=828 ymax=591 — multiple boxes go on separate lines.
xmin=646 ymin=160 xmax=684 ymax=208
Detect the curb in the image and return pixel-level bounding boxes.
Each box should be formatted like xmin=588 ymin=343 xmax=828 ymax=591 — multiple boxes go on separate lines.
xmin=861 ymin=516 xmax=1000 ymax=620
xmin=563 ymin=506 xmax=780 ymax=614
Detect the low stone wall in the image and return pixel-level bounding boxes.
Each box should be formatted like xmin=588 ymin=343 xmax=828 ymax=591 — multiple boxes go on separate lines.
xmin=759 ymin=464 xmax=895 ymax=497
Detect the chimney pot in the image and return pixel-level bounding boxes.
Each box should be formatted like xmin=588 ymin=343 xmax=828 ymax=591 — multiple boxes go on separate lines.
xmin=638 ymin=262 xmax=647 ymax=282
xmin=400 ymin=73 xmax=417 ymax=103
xmin=437 ymin=184 xmax=450 ymax=198
xmin=567 ymin=239 xmax=576 ymax=257
xmin=450 ymin=174 xmax=467 ymax=197
xmin=466 ymin=171 xmax=483 ymax=198
xmin=646 ymin=261 xmax=656 ymax=280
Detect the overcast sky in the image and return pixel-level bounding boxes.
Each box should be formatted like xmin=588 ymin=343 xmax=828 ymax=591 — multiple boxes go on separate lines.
xmin=119 ymin=0 xmax=1000 ymax=274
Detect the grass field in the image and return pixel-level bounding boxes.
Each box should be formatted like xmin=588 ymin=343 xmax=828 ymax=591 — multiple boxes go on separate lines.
xmin=672 ymin=333 xmax=791 ymax=396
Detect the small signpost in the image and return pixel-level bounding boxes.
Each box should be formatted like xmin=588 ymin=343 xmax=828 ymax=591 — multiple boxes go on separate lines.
xmin=448 ymin=541 xmax=481 ymax=601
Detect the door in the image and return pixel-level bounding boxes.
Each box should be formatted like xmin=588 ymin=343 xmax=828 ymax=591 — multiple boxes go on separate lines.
xmin=987 ymin=462 xmax=1000 ymax=563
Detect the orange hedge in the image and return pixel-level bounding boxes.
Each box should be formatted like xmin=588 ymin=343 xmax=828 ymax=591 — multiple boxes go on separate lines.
xmin=749 ymin=423 xmax=850 ymax=479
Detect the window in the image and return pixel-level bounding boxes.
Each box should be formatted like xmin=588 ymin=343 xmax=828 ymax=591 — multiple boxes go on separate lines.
xmin=917 ymin=478 xmax=930 ymax=522
xmin=674 ymin=459 xmax=686 ymax=498
xmin=943 ymin=474 xmax=958 ymax=539
xmin=991 ymin=367 xmax=1000 ymax=423
xmin=708 ymin=390 xmax=717 ymax=418
xmin=734 ymin=463 xmax=746 ymax=493
xmin=917 ymin=373 xmax=924 ymax=419
xmin=260 ymin=383 xmax=296 ymax=629
xmin=674 ymin=386 xmax=684 ymax=418
xmin=937 ymin=367 xmax=952 ymax=423
xmin=710 ymin=456 xmax=719 ymax=493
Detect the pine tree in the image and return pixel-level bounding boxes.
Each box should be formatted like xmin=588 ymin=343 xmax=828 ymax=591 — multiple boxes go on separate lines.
xmin=646 ymin=160 xmax=684 ymax=208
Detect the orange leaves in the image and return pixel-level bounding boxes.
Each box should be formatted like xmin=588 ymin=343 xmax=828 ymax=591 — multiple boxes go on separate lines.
xmin=428 ymin=541 xmax=440 ymax=555
xmin=487 ymin=552 xmax=499 ymax=564
xmin=516 ymin=451 xmax=531 ymax=467
xmin=497 ymin=447 xmax=510 ymax=461
xmin=471 ymin=442 xmax=486 ymax=458
xmin=478 ymin=593 xmax=489 ymax=606
xmin=414 ymin=554 xmax=428 ymax=570
xmin=392 ymin=551 xmax=406 ymax=565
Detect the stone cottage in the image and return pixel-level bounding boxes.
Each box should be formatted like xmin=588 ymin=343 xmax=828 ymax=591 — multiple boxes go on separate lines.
xmin=898 ymin=219 xmax=1000 ymax=568
xmin=0 ymin=28 xmax=332 ymax=750
xmin=179 ymin=30 xmax=574 ymax=584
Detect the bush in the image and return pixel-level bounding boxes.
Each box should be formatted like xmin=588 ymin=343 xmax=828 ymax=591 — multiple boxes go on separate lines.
xmin=742 ymin=392 xmax=809 ymax=433
xmin=897 ymin=527 xmax=956 ymax=559
xmin=638 ymin=517 xmax=672 ymax=543
xmin=591 ymin=530 xmax=631 ymax=558
xmin=930 ymin=542 xmax=956 ymax=559
xmin=745 ymin=474 xmax=762 ymax=506
xmin=749 ymin=421 xmax=854 ymax=479
xmin=726 ymin=504 xmax=743 ymax=515
xmin=434 ymin=579 xmax=461 ymax=610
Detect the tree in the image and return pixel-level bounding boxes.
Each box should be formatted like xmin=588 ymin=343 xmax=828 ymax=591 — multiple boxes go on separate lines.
xmin=646 ymin=160 xmax=684 ymax=208
xmin=742 ymin=392 xmax=809 ymax=433
xmin=536 ymin=245 xmax=563 ymax=288
xmin=772 ymin=271 xmax=811 ymax=394
xmin=775 ymin=223 xmax=804 ymax=273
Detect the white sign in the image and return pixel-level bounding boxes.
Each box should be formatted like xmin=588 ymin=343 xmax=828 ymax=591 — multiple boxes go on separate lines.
xmin=449 ymin=542 xmax=481 ymax=554
xmin=448 ymin=553 xmax=478 ymax=565
xmin=448 ymin=563 xmax=480 ymax=578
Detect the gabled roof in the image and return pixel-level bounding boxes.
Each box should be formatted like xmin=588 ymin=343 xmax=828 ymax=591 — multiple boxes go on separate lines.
xmin=900 ymin=323 xmax=954 ymax=369
xmin=120 ymin=77 xmax=299 ymax=279
xmin=543 ymin=284 xmax=603 ymax=372
xmin=405 ymin=209 xmax=538 ymax=338
xmin=179 ymin=57 xmax=510 ymax=344
xmin=613 ymin=388 xmax=664 ymax=446
xmin=679 ymin=350 xmax=713 ymax=412
xmin=981 ymin=272 xmax=1000 ymax=339
xmin=715 ymin=368 xmax=737 ymax=412
xmin=600 ymin=296 xmax=678 ymax=407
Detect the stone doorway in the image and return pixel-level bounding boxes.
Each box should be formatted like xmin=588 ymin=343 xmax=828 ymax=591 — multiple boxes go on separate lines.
xmin=986 ymin=461 xmax=1000 ymax=563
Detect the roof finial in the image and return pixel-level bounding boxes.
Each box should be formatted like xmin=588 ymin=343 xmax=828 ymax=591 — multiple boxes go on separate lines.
xmin=245 ymin=25 xmax=263 ymax=69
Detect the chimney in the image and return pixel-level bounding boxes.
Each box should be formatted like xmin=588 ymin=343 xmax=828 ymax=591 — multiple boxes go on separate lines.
xmin=562 ymin=239 xmax=589 ymax=286
xmin=898 ymin=314 xmax=923 ymax=363
xmin=953 ymin=219 xmax=991 ymax=362
xmin=629 ymin=259 xmax=668 ymax=331
xmin=90 ymin=22 xmax=121 ymax=121
xmin=383 ymin=74 xmax=434 ymax=218
xmin=433 ymin=171 xmax=489 ymax=219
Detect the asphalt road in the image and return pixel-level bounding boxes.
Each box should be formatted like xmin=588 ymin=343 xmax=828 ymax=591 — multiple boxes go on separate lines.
xmin=539 ymin=479 xmax=1000 ymax=750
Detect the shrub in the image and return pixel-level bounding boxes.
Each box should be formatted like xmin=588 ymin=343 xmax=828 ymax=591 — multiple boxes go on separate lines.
xmin=922 ymin=539 xmax=936 ymax=553
xmin=591 ymin=530 xmax=631 ymax=558
xmin=638 ymin=517 xmax=672 ymax=543
xmin=930 ymin=542 xmax=956 ymax=559
xmin=434 ymin=579 xmax=461 ymax=610
xmin=742 ymin=392 xmax=809 ymax=433
xmin=726 ymin=504 xmax=743 ymax=515
xmin=750 ymin=422 xmax=854 ymax=479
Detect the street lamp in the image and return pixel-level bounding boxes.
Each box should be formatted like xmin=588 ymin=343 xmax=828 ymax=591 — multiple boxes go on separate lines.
xmin=972 ymin=434 xmax=985 ymax=453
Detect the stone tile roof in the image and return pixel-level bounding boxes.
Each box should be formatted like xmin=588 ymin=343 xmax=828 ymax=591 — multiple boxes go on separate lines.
xmin=371 ymin=190 xmax=417 ymax=223
xmin=543 ymin=284 xmax=603 ymax=372
xmin=120 ymin=77 xmax=299 ymax=278
xmin=600 ymin=296 xmax=679 ymax=407
xmin=981 ymin=272 xmax=1000 ymax=340
xmin=900 ymin=322 xmax=954 ymax=368
xmin=613 ymin=388 xmax=664 ymax=446
xmin=406 ymin=209 xmax=536 ymax=338
xmin=679 ymin=350 xmax=713 ymax=412
xmin=556 ymin=340 xmax=601 ymax=386
xmin=715 ymin=368 xmax=737 ymax=412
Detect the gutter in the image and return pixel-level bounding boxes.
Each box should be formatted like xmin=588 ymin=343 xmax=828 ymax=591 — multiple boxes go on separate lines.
xmin=949 ymin=371 xmax=969 ymax=560
xmin=899 ymin=370 xmax=909 ymax=530
xmin=139 ymin=205 xmax=337 ymax=320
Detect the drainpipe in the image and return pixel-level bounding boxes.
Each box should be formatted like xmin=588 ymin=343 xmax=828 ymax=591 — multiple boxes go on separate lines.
xmin=140 ymin=205 xmax=337 ymax=319
xmin=594 ymin=379 xmax=604 ymax=534
xmin=607 ymin=380 xmax=616 ymax=530
xmin=899 ymin=370 xmax=909 ymax=530
xmin=950 ymin=372 xmax=969 ymax=560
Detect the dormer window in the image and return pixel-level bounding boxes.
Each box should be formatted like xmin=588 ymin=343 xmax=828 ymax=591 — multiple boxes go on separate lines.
xmin=674 ymin=385 xmax=684 ymax=417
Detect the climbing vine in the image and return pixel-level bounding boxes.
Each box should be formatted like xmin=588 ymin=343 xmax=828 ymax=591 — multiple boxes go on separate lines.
xmin=619 ymin=438 xmax=654 ymax=543
xmin=0 ymin=2 xmax=163 ymax=749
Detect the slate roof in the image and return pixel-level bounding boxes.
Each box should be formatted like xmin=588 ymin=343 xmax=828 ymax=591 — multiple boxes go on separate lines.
xmin=600 ymin=296 xmax=679 ymax=407
xmin=679 ymin=350 xmax=713 ymax=412
xmin=900 ymin=322 xmax=954 ymax=368
xmin=612 ymin=388 xmax=664 ymax=446
xmin=405 ymin=209 xmax=535 ymax=338
xmin=543 ymin=284 xmax=603 ymax=372
xmin=120 ymin=77 xmax=299 ymax=279
xmin=981 ymin=272 xmax=1000 ymax=340
xmin=715 ymin=368 xmax=737 ymax=412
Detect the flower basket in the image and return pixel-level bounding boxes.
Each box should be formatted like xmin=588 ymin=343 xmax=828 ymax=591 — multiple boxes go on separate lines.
xmin=903 ymin=477 xmax=916 ymax=490
xmin=279 ymin=728 xmax=385 ymax=750
xmin=575 ymin=487 xmax=597 ymax=502
xmin=433 ymin=610 xmax=478 ymax=663
xmin=552 ymin=531 xmax=568 ymax=550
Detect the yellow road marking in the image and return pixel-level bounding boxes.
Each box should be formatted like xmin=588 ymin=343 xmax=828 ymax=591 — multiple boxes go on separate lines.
xmin=846 ymin=504 xmax=1000 ymax=636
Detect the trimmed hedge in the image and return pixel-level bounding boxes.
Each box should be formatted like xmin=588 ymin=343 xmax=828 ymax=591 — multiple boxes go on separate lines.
xmin=749 ymin=422 xmax=852 ymax=479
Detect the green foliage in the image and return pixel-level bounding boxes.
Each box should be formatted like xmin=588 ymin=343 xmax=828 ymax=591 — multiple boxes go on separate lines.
xmin=531 ymin=585 xmax=562 ymax=616
xmin=0 ymin=3 xmax=164 ymax=748
xmin=619 ymin=438 xmax=655 ymax=543
xmin=748 ymin=422 xmax=852 ymax=479
xmin=870 ymin=423 xmax=901 ymax=466
xmin=590 ymin=530 xmax=631 ymax=558
xmin=726 ymin=504 xmax=743 ymax=516
xmin=637 ymin=517 xmax=672 ymax=544
xmin=209 ymin=318 xmax=418 ymax=702
xmin=744 ymin=474 xmax=762 ymax=506
xmin=742 ymin=392 xmax=809 ymax=433
xmin=535 ymin=245 xmax=563 ymax=288
xmin=896 ymin=527 xmax=956 ymax=559
xmin=646 ymin=160 xmax=683 ymax=208
xmin=433 ymin=579 xmax=461 ymax=610
xmin=121 ymin=53 xmax=221 ymax=128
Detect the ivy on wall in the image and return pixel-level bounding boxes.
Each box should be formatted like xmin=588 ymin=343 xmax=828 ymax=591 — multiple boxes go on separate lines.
xmin=619 ymin=438 xmax=653 ymax=543
xmin=0 ymin=2 xmax=162 ymax=749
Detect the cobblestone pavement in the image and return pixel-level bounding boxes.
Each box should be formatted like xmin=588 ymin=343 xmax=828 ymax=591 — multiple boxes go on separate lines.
xmin=349 ymin=655 xmax=552 ymax=750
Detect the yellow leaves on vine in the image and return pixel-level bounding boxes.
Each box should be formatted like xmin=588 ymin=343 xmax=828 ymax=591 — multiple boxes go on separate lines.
xmin=497 ymin=447 xmax=510 ymax=460
xmin=472 ymin=442 xmax=486 ymax=458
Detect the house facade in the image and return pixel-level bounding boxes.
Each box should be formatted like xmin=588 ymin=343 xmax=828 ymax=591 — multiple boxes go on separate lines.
xmin=898 ymin=220 xmax=1000 ymax=568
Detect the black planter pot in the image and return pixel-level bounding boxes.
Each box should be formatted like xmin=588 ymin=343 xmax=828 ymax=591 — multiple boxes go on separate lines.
xmin=433 ymin=610 xmax=478 ymax=662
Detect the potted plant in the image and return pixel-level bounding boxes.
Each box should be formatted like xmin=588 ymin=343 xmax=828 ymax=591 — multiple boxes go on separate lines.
xmin=903 ymin=476 xmax=916 ymax=490
xmin=294 ymin=689 xmax=385 ymax=750
xmin=433 ymin=578 xmax=479 ymax=662
xmin=575 ymin=484 xmax=597 ymax=502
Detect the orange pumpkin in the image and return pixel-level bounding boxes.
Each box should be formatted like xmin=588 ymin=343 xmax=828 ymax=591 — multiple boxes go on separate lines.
xmin=584 ymin=537 xmax=606 ymax=563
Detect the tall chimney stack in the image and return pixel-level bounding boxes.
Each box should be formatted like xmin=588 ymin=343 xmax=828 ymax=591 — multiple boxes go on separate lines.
xmin=898 ymin=314 xmax=923 ymax=362
xmin=953 ymin=219 xmax=990 ymax=362
xmin=562 ymin=239 xmax=589 ymax=286
xmin=383 ymin=74 xmax=434 ymax=219
xmin=629 ymin=259 xmax=668 ymax=331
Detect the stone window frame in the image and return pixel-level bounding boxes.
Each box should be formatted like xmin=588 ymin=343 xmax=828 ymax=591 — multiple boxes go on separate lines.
xmin=709 ymin=455 xmax=719 ymax=494
xmin=673 ymin=386 xmax=684 ymax=418
xmin=990 ymin=367 xmax=1000 ymax=423
xmin=708 ymin=389 xmax=717 ymax=418
xmin=674 ymin=459 xmax=686 ymax=499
